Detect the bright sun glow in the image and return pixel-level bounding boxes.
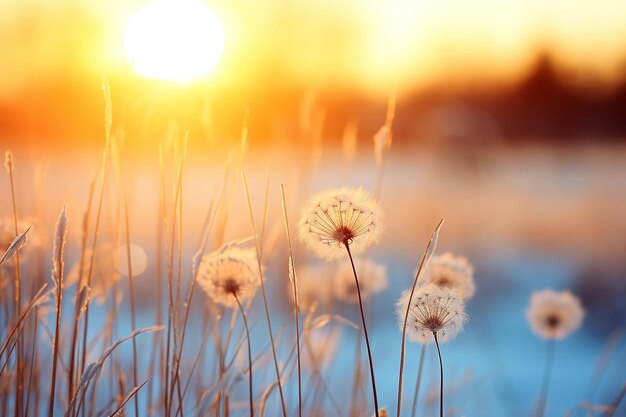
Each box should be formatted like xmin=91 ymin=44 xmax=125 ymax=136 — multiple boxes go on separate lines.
xmin=124 ymin=0 xmax=225 ymax=82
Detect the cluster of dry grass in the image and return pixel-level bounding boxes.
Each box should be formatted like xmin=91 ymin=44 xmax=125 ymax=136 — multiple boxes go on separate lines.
xmin=0 ymin=86 xmax=624 ymax=417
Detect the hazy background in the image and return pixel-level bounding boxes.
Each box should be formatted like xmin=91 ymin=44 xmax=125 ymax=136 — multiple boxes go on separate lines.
xmin=1 ymin=1 xmax=625 ymax=416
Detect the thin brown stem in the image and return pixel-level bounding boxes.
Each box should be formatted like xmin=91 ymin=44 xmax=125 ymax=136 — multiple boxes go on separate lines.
xmin=68 ymin=177 xmax=95 ymax=407
xmin=173 ymin=200 xmax=218 ymax=417
xmin=24 ymin=304 xmax=39 ymax=417
xmin=234 ymin=294 xmax=254 ymax=417
xmin=80 ymin=81 xmax=113 ymax=388
xmin=280 ymin=184 xmax=302 ymax=417
xmin=396 ymin=219 xmax=444 ymax=417
xmin=241 ymin=170 xmax=287 ymax=417
xmin=107 ymin=380 xmax=148 ymax=417
xmin=123 ymin=192 xmax=140 ymax=417
xmin=48 ymin=206 xmax=67 ymax=417
xmin=344 ymin=241 xmax=379 ymax=417
xmin=537 ymin=339 xmax=555 ymax=417
xmin=5 ymin=151 xmax=23 ymax=417
xmin=410 ymin=345 xmax=426 ymax=417
xmin=433 ymin=332 xmax=444 ymax=417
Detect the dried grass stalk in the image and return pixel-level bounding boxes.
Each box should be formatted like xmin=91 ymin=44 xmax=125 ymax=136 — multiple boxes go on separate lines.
xmin=0 ymin=226 xmax=31 ymax=265
xmin=48 ymin=204 xmax=68 ymax=417
xmin=66 ymin=326 xmax=164 ymax=417
xmin=396 ymin=219 xmax=443 ymax=417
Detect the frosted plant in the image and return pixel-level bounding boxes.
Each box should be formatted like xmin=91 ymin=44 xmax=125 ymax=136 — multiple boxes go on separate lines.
xmin=526 ymin=289 xmax=584 ymax=417
xmin=421 ymin=252 xmax=475 ymax=300
xmin=526 ymin=289 xmax=584 ymax=340
xmin=198 ymin=246 xmax=259 ymax=416
xmin=0 ymin=218 xmax=39 ymax=265
xmin=396 ymin=284 xmax=466 ymax=345
xmin=297 ymin=187 xmax=382 ymax=261
xmin=198 ymin=246 xmax=259 ymax=309
xmin=298 ymin=187 xmax=383 ymax=417
xmin=334 ymin=258 xmax=388 ymax=304
xmin=396 ymin=284 xmax=467 ymax=417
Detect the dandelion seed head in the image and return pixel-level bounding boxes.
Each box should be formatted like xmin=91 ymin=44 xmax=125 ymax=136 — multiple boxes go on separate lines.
xmin=198 ymin=247 xmax=259 ymax=309
xmin=396 ymin=284 xmax=467 ymax=345
xmin=297 ymin=187 xmax=382 ymax=261
xmin=526 ymin=289 xmax=584 ymax=340
xmin=421 ymin=252 xmax=475 ymax=299
xmin=334 ymin=258 xmax=388 ymax=304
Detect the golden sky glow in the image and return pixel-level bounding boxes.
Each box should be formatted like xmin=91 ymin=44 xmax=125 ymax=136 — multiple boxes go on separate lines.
xmin=0 ymin=0 xmax=625 ymax=97
xmin=124 ymin=0 xmax=224 ymax=82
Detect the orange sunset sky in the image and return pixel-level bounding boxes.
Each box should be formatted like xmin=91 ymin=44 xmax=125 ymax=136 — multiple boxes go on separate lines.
xmin=1 ymin=0 xmax=626 ymax=144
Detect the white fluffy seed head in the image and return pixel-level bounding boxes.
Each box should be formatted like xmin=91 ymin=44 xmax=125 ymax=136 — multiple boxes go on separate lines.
xmin=421 ymin=252 xmax=476 ymax=300
xmin=334 ymin=258 xmax=388 ymax=304
xmin=297 ymin=187 xmax=383 ymax=261
xmin=526 ymin=289 xmax=584 ymax=340
xmin=198 ymin=247 xmax=259 ymax=309
xmin=396 ymin=284 xmax=467 ymax=345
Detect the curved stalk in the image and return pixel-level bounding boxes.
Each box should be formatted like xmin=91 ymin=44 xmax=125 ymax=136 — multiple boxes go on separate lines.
xmin=396 ymin=219 xmax=443 ymax=417
xmin=241 ymin=171 xmax=287 ymax=417
xmin=344 ymin=241 xmax=379 ymax=417
xmin=433 ymin=332 xmax=444 ymax=417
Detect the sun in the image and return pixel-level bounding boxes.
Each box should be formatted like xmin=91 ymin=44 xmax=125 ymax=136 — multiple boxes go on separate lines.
xmin=124 ymin=0 xmax=225 ymax=82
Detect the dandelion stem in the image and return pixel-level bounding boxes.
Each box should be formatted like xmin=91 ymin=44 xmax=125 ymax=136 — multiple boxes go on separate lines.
xmin=537 ymin=339 xmax=555 ymax=417
xmin=433 ymin=332 xmax=444 ymax=417
xmin=344 ymin=241 xmax=379 ymax=417
xmin=410 ymin=345 xmax=426 ymax=417
xmin=234 ymin=294 xmax=254 ymax=417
